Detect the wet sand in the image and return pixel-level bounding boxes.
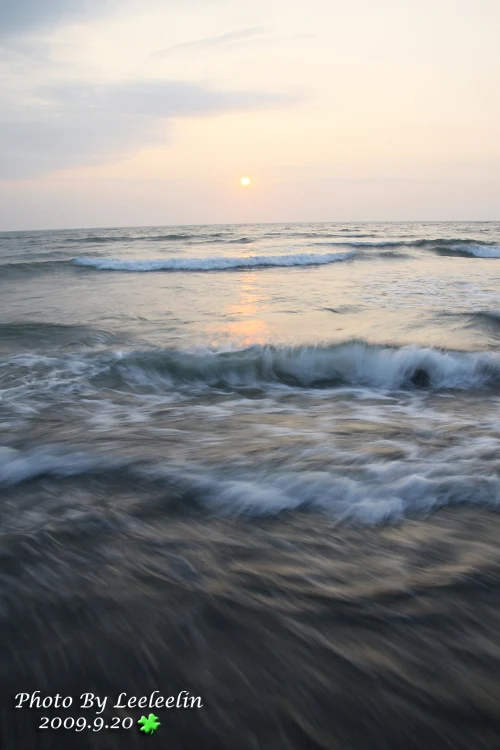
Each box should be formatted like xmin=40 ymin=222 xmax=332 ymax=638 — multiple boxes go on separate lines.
xmin=3 ymin=504 xmax=500 ymax=749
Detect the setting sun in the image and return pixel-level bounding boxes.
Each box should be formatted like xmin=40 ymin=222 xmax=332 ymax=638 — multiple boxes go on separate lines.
xmin=240 ymin=177 xmax=251 ymax=187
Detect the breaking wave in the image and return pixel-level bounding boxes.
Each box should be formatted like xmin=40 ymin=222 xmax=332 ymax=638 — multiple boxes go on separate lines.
xmin=448 ymin=244 xmax=500 ymax=258
xmin=3 ymin=239 xmax=499 ymax=281
xmin=105 ymin=342 xmax=500 ymax=392
xmin=4 ymin=343 xmax=500 ymax=397
xmin=72 ymin=251 xmax=356 ymax=272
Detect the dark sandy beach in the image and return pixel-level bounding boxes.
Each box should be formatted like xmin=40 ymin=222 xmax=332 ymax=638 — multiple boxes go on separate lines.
xmin=3 ymin=503 xmax=500 ymax=749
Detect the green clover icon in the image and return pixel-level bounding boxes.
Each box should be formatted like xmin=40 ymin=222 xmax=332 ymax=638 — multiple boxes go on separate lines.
xmin=138 ymin=713 xmax=161 ymax=735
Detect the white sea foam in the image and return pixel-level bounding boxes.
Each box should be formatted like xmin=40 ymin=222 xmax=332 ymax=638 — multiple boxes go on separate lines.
xmin=3 ymin=343 xmax=500 ymax=404
xmin=72 ymin=251 xmax=356 ymax=272
xmin=0 ymin=447 xmax=124 ymax=487
xmin=111 ymin=342 xmax=500 ymax=392
xmin=3 ymin=446 xmax=500 ymax=524
xmin=449 ymin=244 xmax=500 ymax=258
xmin=317 ymin=238 xmax=499 ymax=250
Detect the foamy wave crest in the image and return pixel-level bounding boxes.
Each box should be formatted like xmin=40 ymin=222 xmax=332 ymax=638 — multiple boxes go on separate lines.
xmin=3 ymin=446 xmax=500 ymax=523
xmin=72 ymin=251 xmax=356 ymax=272
xmin=111 ymin=342 xmax=500 ymax=392
xmin=0 ymin=446 xmax=125 ymax=487
xmin=4 ymin=344 xmax=500 ymax=404
xmin=448 ymin=244 xmax=500 ymax=258
xmin=344 ymin=238 xmax=496 ymax=249
xmin=310 ymin=238 xmax=500 ymax=256
xmin=194 ymin=468 xmax=500 ymax=521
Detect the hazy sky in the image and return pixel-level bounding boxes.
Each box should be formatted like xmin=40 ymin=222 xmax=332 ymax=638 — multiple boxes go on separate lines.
xmin=0 ymin=0 xmax=499 ymax=229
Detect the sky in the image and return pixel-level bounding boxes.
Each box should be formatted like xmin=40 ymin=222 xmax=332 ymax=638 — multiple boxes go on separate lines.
xmin=0 ymin=0 xmax=499 ymax=230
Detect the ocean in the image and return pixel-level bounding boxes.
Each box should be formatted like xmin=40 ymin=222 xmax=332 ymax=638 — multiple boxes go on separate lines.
xmin=2 ymin=221 xmax=500 ymax=749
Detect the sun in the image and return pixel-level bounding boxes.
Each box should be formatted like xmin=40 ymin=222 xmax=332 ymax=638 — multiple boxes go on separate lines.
xmin=240 ymin=177 xmax=251 ymax=187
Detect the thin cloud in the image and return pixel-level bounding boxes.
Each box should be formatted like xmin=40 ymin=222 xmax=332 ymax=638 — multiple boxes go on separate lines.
xmin=0 ymin=79 xmax=298 ymax=179
xmin=152 ymin=27 xmax=269 ymax=58
xmin=0 ymin=0 xmax=114 ymax=38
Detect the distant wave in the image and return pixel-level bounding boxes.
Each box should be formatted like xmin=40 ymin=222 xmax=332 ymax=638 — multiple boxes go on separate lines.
xmin=445 ymin=311 xmax=500 ymax=333
xmin=309 ymin=238 xmax=500 ymax=255
xmin=0 ymin=321 xmax=125 ymax=350
xmin=0 ymin=260 xmax=69 ymax=276
xmin=65 ymin=233 xmax=224 ymax=244
xmin=446 ymin=245 xmax=500 ymax=258
xmin=197 ymin=237 xmax=255 ymax=245
xmin=72 ymin=251 xmax=356 ymax=272
xmin=378 ymin=251 xmax=407 ymax=258
xmin=343 ymin=238 xmax=496 ymax=248
xmin=265 ymin=232 xmax=380 ymax=239
xmin=65 ymin=236 xmax=140 ymax=244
